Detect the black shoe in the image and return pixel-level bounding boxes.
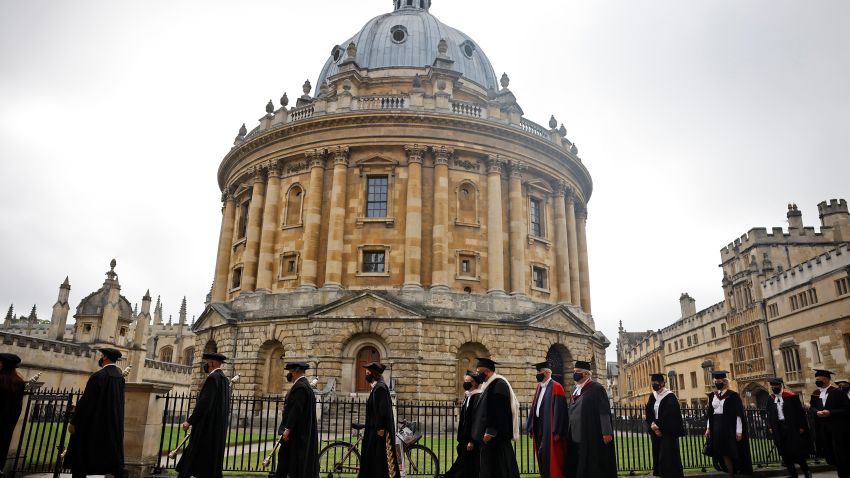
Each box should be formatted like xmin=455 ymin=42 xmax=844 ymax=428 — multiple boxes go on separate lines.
xmin=803 ymin=472 xmax=812 ymax=478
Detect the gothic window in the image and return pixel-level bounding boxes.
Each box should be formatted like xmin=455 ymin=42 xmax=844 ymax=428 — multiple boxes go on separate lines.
xmin=355 ymin=346 xmax=380 ymax=392
xmin=159 ymin=346 xmax=173 ymax=363
xmin=455 ymin=180 xmax=479 ymax=226
xmin=284 ymin=184 xmax=304 ymax=226
xmin=183 ymin=347 xmax=194 ymax=366
xmin=366 ymin=176 xmax=389 ymax=218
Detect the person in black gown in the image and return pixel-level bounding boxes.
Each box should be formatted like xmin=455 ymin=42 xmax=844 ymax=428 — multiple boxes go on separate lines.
xmin=275 ymin=362 xmax=318 ymax=478
xmin=66 ymin=348 xmax=126 ymax=478
xmin=703 ymin=371 xmax=752 ymax=477
xmin=444 ymin=370 xmax=484 ymax=478
xmin=765 ymin=377 xmax=811 ymax=478
xmin=471 ymin=358 xmax=520 ymax=478
xmin=357 ymin=362 xmax=400 ymax=478
xmin=810 ymin=369 xmax=850 ymax=478
xmin=645 ymin=373 xmax=684 ymax=478
xmin=564 ymin=360 xmax=616 ymax=478
xmin=0 ymin=353 xmax=25 ymax=477
xmin=176 ymin=352 xmax=231 ymax=478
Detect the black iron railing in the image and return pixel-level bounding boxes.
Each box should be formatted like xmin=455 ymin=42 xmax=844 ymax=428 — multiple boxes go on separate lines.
xmin=11 ymin=388 xmax=82 ymax=478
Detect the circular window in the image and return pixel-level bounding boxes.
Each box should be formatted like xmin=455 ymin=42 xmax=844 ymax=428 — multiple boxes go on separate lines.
xmin=390 ymin=25 xmax=408 ymax=44
xmin=461 ymin=41 xmax=476 ymax=58
xmin=331 ymin=46 xmax=342 ymax=62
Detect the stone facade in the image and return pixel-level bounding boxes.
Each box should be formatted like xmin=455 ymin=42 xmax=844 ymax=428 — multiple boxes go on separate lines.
xmin=193 ymin=2 xmax=608 ymax=400
xmin=616 ymin=200 xmax=850 ymax=408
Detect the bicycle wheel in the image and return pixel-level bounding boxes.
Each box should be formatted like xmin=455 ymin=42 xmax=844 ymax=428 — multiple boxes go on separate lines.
xmin=319 ymin=441 xmax=361 ymax=478
xmin=405 ymin=443 xmax=439 ymax=477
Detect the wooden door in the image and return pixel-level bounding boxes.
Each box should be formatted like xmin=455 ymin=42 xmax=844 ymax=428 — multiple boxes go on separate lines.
xmin=356 ymin=346 xmax=380 ymax=392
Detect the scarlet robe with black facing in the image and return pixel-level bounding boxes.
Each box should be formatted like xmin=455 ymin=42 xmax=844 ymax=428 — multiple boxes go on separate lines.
xmin=810 ymin=386 xmax=850 ymax=477
xmin=275 ymin=376 xmax=319 ymax=478
xmin=471 ymin=377 xmax=520 ymax=478
xmin=527 ymin=380 xmax=567 ymax=478
xmin=444 ymin=392 xmax=482 ymax=478
xmin=766 ymin=391 xmax=812 ymax=468
xmin=65 ymin=364 xmax=125 ymax=476
xmin=704 ymin=390 xmax=753 ymax=475
xmin=176 ymin=368 xmax=231 ymax=478
xmin=645 ymin=392 xmax=684 ymax=478
xmin=358 ymin=380 xmax=400 ymax=478
xmin=564 ymin=380 xmax=617 ymax=478
xmin=0 ymin=376 xmax=25 ymax=472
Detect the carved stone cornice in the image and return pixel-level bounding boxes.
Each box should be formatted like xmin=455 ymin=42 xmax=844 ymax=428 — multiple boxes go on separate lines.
xmin=330 ymin=146 xmax=350 ymax=166
xmin=404 ymin=144 xmax=426 ymax=164
xmin=486 ymin=155 xmax=506 ymax=175
xmin=305 ymin=149 xmax=326 ymax=169
xmin=431 ymin=145 xmax=454 ymax=165
xmin=509 ymin=160 xmax=526 ymax=178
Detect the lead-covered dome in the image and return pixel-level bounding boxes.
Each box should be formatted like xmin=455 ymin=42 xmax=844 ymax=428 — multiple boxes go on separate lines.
xmin=316 ymin=1 xmax=499 ymax=92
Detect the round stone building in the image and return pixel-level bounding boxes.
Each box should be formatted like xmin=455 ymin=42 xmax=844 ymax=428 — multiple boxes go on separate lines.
xmin=194 ymin=0 xmax=609 ymax=399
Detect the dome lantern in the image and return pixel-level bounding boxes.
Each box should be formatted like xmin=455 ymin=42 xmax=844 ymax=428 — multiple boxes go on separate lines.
xmin=394 ymin=0 xmax=430 ymax=11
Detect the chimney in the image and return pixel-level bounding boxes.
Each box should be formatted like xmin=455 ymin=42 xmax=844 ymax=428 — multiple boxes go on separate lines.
xmin=679 ymin=293 xmax=696 ymax=319
xmin=787 ymin=203 xmax=803 ymax=229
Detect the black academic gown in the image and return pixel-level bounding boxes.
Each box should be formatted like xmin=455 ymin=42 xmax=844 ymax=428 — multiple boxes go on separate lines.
xmin=704 ymin=390 xmax=753 ymax=475
xmin=471 ymin=377 xmax=520 ymax=478
xmin=564 ymin=380 xmax=617 ymax=478
xmin=65 ymin=364 xmax=125 ymax=477
xmin=176 ymin=368 xmax=231 ymax=478
xmin=275 ymin=377 xmax=319 ymax=478
xmin=358 ymin=380 xmax=400 ymax=478
xmin=0 ymin=377 xmax=25 ymax=472
xmin=765 ymin=392 xmax=812 ymax=469
xmin=810 ymin=386 xmax=850 ymax=477
xmin=445 ymin=392 xmax=482 ymax=478
xmin=645 ymin=391 xmax=684 ymax=478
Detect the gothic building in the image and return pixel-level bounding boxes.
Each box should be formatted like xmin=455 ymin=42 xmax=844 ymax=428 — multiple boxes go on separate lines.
xmin=193 ymin=1 xmax=608 ymax=399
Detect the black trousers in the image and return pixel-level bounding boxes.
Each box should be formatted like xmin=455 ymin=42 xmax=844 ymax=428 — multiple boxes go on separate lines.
xmin=776 ymin=422 xmax=809 ymax=477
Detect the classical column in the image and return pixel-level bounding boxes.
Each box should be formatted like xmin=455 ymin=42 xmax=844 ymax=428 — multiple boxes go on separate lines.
xmin=322 ymin=146 xmax=350 ymax=290
xmin=508 ymin=161 xmax=527 ymax=297
xmin=552 ymin=181 xmax=572 ymax=303
xmin=430 ymin=146 xmax=452 ymax=292
xmin=486 ymin=155 xmax=506 ymax=296
xmin=242 ymin=167 xmax=266 ymax=292
xmin=211 ymin=191 xmax=237 ymax=302
xmin=402 ymin=145 xmax=425 ymax=292
xmin=576 ymin=203 xmax=592 ymax=313
xmin=566 ymin=190 xmax=581 ymax=307
xmin=256 ymin=160 xmax=281 ymax=291
xmin=300 ymin=150 xmax=326 ymax=290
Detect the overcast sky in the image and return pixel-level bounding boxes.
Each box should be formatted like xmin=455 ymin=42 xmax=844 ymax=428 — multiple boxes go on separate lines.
xmin=1 ymin=0 xmax=848 ymax=361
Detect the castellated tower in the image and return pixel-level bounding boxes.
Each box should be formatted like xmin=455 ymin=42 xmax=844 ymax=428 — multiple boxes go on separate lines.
xmin=818 ymin=198 xmax=850 ymax=242
xmin=48 ymin=276 xmax=71 ymax=340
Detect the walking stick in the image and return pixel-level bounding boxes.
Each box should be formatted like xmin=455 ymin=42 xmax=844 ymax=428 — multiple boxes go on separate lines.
xmin=262 ymin=376 xmax=320 ymax=468
xmin=168 ymin=374 xmax=240 ymax=459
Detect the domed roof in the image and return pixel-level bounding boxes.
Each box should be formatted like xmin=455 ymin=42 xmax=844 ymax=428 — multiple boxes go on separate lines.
xmin=75 ymin=260 xmax=133 ymax=320
xmin=316 ymin=2 xmax=499 ymax=92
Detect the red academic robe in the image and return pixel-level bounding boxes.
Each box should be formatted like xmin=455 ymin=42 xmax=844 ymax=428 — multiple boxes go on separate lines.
xmin=528 ymin=380 xmax=567 ymax=478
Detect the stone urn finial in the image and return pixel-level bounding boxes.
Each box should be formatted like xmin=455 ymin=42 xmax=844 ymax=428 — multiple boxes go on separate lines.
xmin=412 ymin=74 xmax=422 ymax=88
xmin=346 ymin=42 xmax=357 ymax=59
xmin=549 ymin=115 xmax=558 ymax=129
xmin=437 ymin=38 xmax=448 ymax=55
xmin=559 ymin=124 xmax=567 ymax=137
xmin=238 ymin=123 xmax=247 ymax=137
xmin=280 ymin=92 xmax=289 ymax=107
xmin=266 ymin=100 xmax=274 ymax=114
xmin=500 ymin=72 xmax=510 ymax=89
xmin=302 ymin=80 xmax=312 ymax=96
xmin=570 ymin=143 xmax=578 ymax=155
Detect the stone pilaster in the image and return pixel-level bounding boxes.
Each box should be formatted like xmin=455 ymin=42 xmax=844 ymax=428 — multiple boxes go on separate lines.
xmin=322 ymin=146 xmax=350 ymax=290
xmin=256 ymin=161 xmax=282 ymax=291
xmin=430 ymin=146 xmax=452 ymax=291
xmin=242 ymin=167 xmax=267 ymax=292
xmin=508 ymin=161 xmax=527 ymax=297
xmin=566 ymin=190 xmax=581 ymax=307
xmin=576 ymin=204 xmax=592 ymax=313
xmin=486 ymin=155 xmax=507 ymax=296
xmin=300 ymin=150 xmax=326 ymax=290
xmin=211 ymin=191 xmax=236 ymax=302
xmin=402 ymin=144 xmax=425 ymax=292
xmin=552 ymin=181 xmax=572 ymax=303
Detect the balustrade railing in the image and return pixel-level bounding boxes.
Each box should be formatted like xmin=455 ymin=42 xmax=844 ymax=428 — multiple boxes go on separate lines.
xmin=357 ymin=95 xmax=408 ymax=110
xmin=520 ymin=118 xmax=548 ymax=138
xmin=450 ymin=101 xmax=482 ymax=118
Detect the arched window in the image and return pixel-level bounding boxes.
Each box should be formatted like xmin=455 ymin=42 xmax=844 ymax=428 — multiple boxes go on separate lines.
xmin=546 ymin=344 xmax=573 ymax=388
xmin=204 ymin=339 xmax=217 ymax=353
xmin=355 ymin=346 xmax=381 ymax=392
xmin=259 ymin=340 xmax=287 ymax=395
xmin=455 ymin=181 xmax=479 ymax=226
xmin=183 ymin=347 xmax=195 ymax=366
xmin=159 ymin=346 xmax=173 ymax=363
xmin=284 ymin=184 xmax=304 ymax=226
xmin=456 ymin=342 xmax=489 ymax=395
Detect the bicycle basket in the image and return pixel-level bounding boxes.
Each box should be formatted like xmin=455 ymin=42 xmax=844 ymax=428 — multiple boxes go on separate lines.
xmin=397 ymin=426 xmax=421 ymax=445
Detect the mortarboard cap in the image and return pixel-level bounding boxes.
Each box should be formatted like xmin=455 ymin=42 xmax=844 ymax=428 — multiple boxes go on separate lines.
xmin=466 ymin=370 xmax=485 ymax=383
xmin=362 ymin=362 xmax=386 ymax=374
xmin=475 ymin=357 xmax=497 ymax=370
xmin=767 ymin=377 xmax=783 ymax=385
xmin=533 ymin=361 xmax=552 ymax=371
xmin=835 ymin=380 xmax=850 ymax=386
xmin=98 ymin=348 xmax=122 ymax=361
xmin=0 ymin=353 xmax=22 ymax=368
xmin=202 ymin=352 xmax=227 ymax=362
xmin=814 ymin=369 xmax=834 ymax=378
xmin=284 ymin=362 xmax=310 ymax=371
xmin=650 ymin=373 xmax=666 ymax=382
xmin=711 ymin=371 xmax=728 ymax=379
xmin=574 ymin=360 xmax=592 ymax=371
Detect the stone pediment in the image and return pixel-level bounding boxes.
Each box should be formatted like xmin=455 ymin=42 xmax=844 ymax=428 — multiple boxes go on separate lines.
xmin=309 ymin=292 xmax=424 ymax=320
xmin=526 ymin=305 xmax=595 ymax=335
xmin=192 ymin=304 xmax=238 ymax=332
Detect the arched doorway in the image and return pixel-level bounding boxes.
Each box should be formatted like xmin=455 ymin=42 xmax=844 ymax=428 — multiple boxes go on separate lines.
xmin=204 ymin=339 xmax=217 ymax=353
xmin=546 ymin=343 xmax=573 ymax=388
xmin=259 ymin=340 xmax=287 ymax=395
xmin=742 ymin=382 xmax=770 ymax=408
xmin=355 ymin=346 xmax=380 ymax=392
xmin=456 ymin=342 xmax=489 ymax=395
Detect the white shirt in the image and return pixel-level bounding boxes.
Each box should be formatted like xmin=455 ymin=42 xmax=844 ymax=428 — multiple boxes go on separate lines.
xmin=652 ymin=389 xmax=672 ymax=422
xmin=708 ymin=393 xmax=743 ymax=434
xmin=535 ymin=379 xmax=551 ymax=417
xmin=773 ymin=394 xmax=785 ymax=421
xmin=573 ymin=380 xmax=588 ymax=397
xmin=818 ymin=387 xmax=829 ymax=404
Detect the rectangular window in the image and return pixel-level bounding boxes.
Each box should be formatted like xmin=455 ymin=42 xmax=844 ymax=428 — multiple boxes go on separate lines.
xmin=687 ymin=336 xmax=692 ymax=347
xmin=711 ymin=327 xmax=717 ymax=339
xmin=456 ymin=251 xmax=479 ymax=280
xmin=679 ymin=374 xmax=685 ymax=389
xmin=532 ymin=266 xmax=548 ymax=290
xmin=690 ymin=371 xmax=697 ymax=388
xmin=231 ymin=266 xmax=243 ymax=290
xmin=811 ymin=341 xmax=822 ymax=364
xmin=721 ymin=323 xmax=727 ymax=334
xmin=366 ymin=176 xmax=389 ymax=218
xmin=809 ymin=288 xmax=818 ymax=304
xmin=836 ymin=277 xmax=850 ymax=296
xmin=800 ymin=292 xmax=808 ymax=307
xmin=668 ymin=343 xmax=672 ymax=353
xmin=237 ymin=201 xmax=249 ymax=239
xmin=781 ymin=345 xmax=802 ymax=383
xmin=768 ymin=303 xmax=779 ymax=318
xmin=362 ymin=251 xmax=386 ymax=273
xmin=83 ymin=323 xmax=92 ymax=333
xmin=287 ymin=260 xmax=296 ymax=273
xmin=461 ymin=259 xmax=471 ymax=273
xmin=529 ymin=198 xmax=543 ymax=237
xmin=693 ymin=334 xmax=699 ymax=345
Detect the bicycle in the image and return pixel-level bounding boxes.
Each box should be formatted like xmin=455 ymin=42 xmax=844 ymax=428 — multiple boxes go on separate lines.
xmin=318 ymin=419 xmax=440 ymax=477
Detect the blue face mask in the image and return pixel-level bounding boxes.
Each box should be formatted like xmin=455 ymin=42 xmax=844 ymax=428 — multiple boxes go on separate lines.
xmin=715 ymin=382 xmax=725 ymax=390
xmin=573 ymin=372 xmax=584 ymax=382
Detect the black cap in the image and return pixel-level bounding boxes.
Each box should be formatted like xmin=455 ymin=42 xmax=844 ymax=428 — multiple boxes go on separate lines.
xmin=767 ymin=377 xmax=783 ymax=385
xmin=814 ymin=369 xmax=834 ymax=378
xmin=98 ymin=348 xmax=122 ymax=361
xmin=534 ymin=361 xmax=551 ymax=371
xmin=835 ymin=380 xmax=850 ymax=386
xmin=0 ymin=353 xmax=22 ymax=368
xmin=711 ymin=371 xmax=728 ymax=379
xmin=574 ymin=360 xmax=591 ymax=371
xmin=465 ymin=370 xmax=485 ymax=384
xmin=475 ymin=357 xmax=497 ymax=370
xmin=650 ymin=373 xmax=666 ymax=382
xmin=284 ymin=362 xmax=310 ymax=371
xmin=362 ymin=362 xmax=386 ymax=374
xmin=202 ymin=352 xmax=227 ymax=363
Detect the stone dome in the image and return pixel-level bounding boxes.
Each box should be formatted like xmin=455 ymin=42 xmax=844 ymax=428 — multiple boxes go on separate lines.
xmin=75 ymin=260 xmax=133 ymax=320
xmin=316 ymin=2 xmax=499 ymax=92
